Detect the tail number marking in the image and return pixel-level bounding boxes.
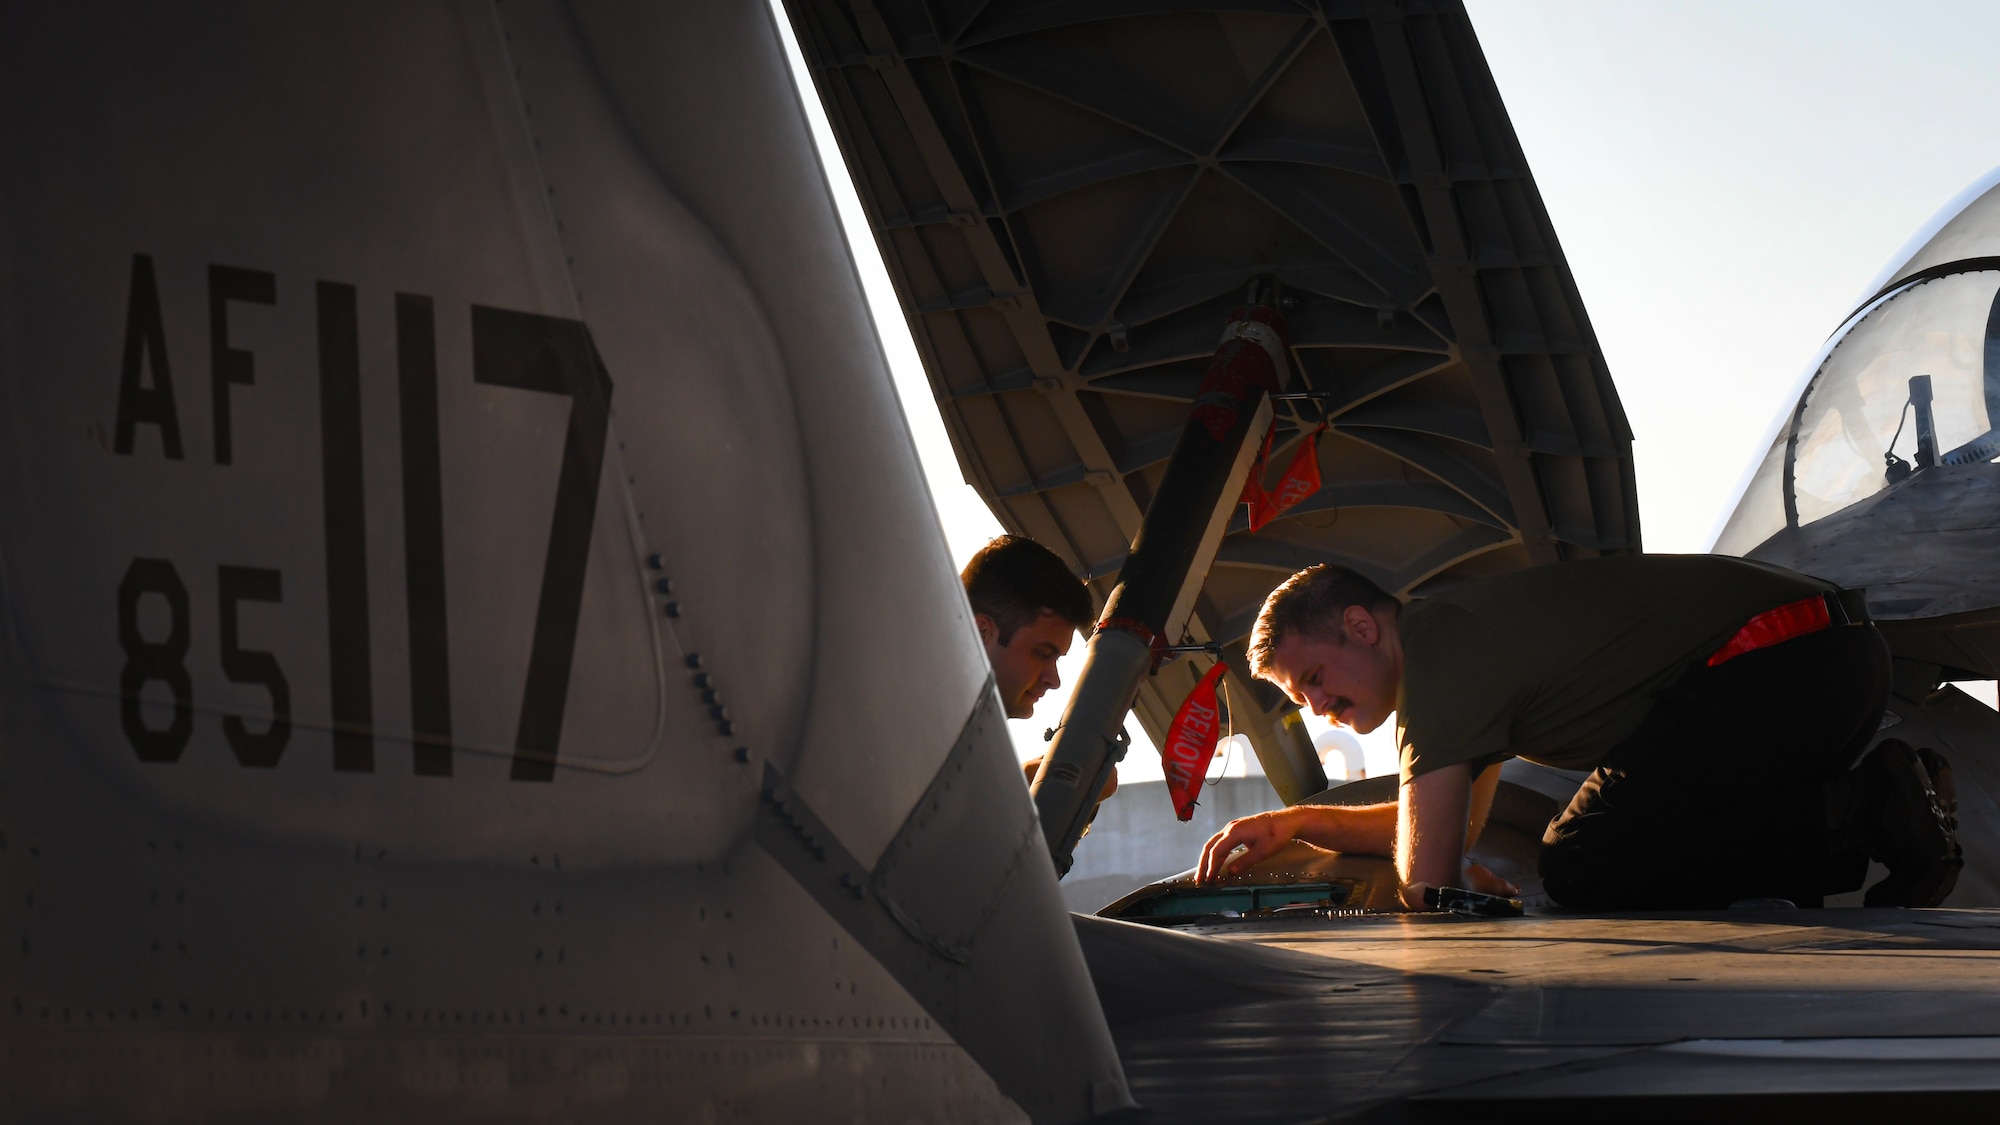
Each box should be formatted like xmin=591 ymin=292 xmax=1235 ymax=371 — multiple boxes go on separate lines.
xmin=112 ymin=256 xmax=614 ymax=780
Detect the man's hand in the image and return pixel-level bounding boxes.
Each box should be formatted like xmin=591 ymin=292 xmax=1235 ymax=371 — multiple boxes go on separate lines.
xmin=1197 ymin=808 xmax=1307 ymax=883
xmin=1398 ymin=862 xmax=1519 ymax=911
xmin=1196 ymin=802 xmax=1399 ymax=883
xmin=1398 ymin=880 xmax=1433 ymax=912
xmin=1021 ymin=756 xmax=1118 ymax=804
xmin=1465 ymin=860 xmax=1518 ymax=898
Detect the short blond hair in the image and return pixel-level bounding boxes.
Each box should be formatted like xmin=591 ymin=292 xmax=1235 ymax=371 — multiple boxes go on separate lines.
xmin=1246 ymin=565 xmax=1399 ymax=678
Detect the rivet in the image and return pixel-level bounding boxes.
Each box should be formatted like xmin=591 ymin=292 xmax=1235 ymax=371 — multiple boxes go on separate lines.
xmin=685 ymin=653 xmax=703 ymax=670
xmin=710 ymin=706 xmax=730 ymax=722
xmin=693 ymin=672 xmax=713 ymax=690
xmin=654 ymin=578 xmax=674 ymax=595
xmin=732 ymin=747 xmax=750 ymax=763
xmin=702 ymin=689 xmax=722 ymax=705
xmin=664 ymin=602 xmax=682 ymax=618
xmin=718 ymin=721 xmax=736 ymax=736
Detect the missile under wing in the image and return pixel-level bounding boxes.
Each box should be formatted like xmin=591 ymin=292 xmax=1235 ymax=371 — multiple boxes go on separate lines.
xmin=0 ymin=3 xmax=1128 ymax=1121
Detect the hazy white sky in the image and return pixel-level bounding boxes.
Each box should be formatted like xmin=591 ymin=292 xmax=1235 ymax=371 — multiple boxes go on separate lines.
xmin=1469 ymin=0 xmax=2000 ymax=551
xmin=773 ymin=2 xmax=2000 ymax=781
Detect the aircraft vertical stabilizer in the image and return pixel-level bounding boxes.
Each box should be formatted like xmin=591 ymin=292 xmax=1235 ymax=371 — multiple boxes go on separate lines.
xmin=0 ymin=2 xmax=1126 ymax=1119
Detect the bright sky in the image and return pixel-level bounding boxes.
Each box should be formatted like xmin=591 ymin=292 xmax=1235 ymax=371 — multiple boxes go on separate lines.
xmin=772 ymin=1 xmax=2000 ymax=780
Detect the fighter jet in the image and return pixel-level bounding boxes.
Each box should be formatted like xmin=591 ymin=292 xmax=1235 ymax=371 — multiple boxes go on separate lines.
xmin=1712 ymin=168 xmax=2000 ymax=906
xmin=6 ymin=2 xmax=2000 ymax=1124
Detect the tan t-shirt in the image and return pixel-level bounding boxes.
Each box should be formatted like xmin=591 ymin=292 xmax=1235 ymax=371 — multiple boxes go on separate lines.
xmin=1396 ymin=555 xmax=1834 ymax=782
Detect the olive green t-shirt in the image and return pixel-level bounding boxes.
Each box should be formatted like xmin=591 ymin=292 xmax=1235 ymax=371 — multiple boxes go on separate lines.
xmin=1396 ymin=554 xmax=1834 ymax=782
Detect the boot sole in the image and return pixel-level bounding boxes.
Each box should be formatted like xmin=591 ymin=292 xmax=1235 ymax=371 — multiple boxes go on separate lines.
xmin=1862 ymin=741 xmax=1962 ymax=907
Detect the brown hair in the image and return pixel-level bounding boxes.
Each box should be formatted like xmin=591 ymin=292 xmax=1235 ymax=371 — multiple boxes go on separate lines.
xmin=960 ymin=535 xmax=1094 ymax=644
xmin=1246 ymin=565 xmax=1399 ymax=678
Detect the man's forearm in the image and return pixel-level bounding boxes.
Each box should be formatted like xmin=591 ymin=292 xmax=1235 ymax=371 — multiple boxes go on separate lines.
xmin=1201 ymin=764 xmax=1519 ymax=900
xmin=1286 ymin=802 xmax=1399 ymax=857
xmin=1397 ymin=763 xmax=1472 ymax=904
xmin=1197 ymin=800 xmax=1398 ymax=882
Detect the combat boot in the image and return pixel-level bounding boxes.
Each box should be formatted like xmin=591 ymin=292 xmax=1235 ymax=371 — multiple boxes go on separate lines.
xmin=1857 ymin=739 xmax=1962 ymax=907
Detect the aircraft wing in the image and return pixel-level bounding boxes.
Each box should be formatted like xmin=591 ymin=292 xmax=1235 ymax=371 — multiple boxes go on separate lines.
xmin=1076 ymin=902 xmax=2000 ymax=1120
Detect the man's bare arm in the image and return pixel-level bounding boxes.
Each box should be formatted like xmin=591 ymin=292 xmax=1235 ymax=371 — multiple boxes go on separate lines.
xmin=1465 ymin=761 xmax=1502 ymax=850
xmin=1197 ymin=762 xmax=1512 ymax=896
xmin=1397 ymin=763 xmax=1470 ymax=908
xmin=1195 ymin=802 xmax=1397 ymax=883
xmin=1397 ymin=762 xmax=1516 ymax=907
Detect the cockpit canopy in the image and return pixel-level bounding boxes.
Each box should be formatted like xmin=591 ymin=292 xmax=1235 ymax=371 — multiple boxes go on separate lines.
xmin=1717 ymin=169 xmax=2000 ymax=674
xmin=1715 ymin=266 xmax=2000 ymax=555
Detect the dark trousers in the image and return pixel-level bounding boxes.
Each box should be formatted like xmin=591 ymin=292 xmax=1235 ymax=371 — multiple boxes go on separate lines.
xmin=1539 ymin=624 xmax=1892 ymax=910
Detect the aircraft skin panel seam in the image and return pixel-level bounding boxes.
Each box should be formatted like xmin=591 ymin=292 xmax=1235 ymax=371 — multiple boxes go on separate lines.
xmin=468 ymin=0 xmax=670 ymax=777
xmin=872 ymin=700 xmax=1046 ymax=961
xmin=752 ymin=679 xmax=1130 ymax=1121
xmin=754 ymin=683 xmax=1037 ymax=968
xmin=470 ymin=0 xmax=588 ymax=320
xmin=480 ymin=0 xmax=828 ymax=778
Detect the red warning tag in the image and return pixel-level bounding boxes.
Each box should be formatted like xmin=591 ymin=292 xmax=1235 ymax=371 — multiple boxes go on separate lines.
xmin=1240 ymin=427 xmax=1275 ymax=527
xmin=1264 ymin=424 xmax=1324 ymax=522
xmin=1243 ymin=424 xmax=1325 ymax=533
xmin=1163 ymin=662 xmax=1229 ymax=821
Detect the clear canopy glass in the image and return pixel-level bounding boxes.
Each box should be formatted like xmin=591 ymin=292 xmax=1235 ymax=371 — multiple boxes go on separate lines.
xmin=1715 ymin=269 xmax=2000 ymax=556
xmin=1862 ymin=169 xmax=2000 ymax=297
